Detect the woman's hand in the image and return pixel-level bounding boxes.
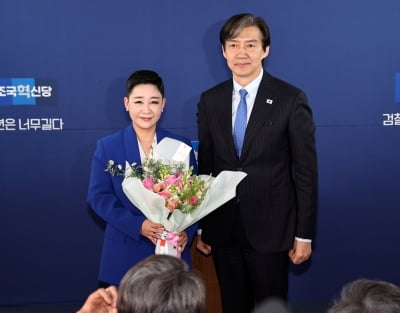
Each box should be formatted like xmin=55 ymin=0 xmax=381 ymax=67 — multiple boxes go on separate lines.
xmin=140 ymin=219 xmax=164 ymax=245
xmin=177 ymin=231 xmax=189 ymax=251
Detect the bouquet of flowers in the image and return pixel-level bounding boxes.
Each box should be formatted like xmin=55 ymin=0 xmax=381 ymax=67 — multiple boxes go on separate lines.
xmin=105 ymin=137 xmax=247 ymax=257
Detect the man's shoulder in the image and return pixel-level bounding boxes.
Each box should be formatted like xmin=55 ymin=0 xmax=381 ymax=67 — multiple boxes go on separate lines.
xmin=264 ymin=72 xmax=304 ymax=94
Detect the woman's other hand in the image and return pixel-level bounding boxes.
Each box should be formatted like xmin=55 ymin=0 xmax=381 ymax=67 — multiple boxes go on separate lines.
xmin=140 ymin=219 xmax=164 ymax=244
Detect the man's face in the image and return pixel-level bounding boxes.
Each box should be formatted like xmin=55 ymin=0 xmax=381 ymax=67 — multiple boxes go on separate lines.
xmin=222 ymin=26 xmax=269 ymax=85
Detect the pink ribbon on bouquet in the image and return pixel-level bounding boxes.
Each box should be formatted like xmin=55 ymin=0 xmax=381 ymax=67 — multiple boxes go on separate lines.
xmin=158 ymin=231 xmax=181 ymax=258
xmin=167 ymin=232 xmax=181 ymax=258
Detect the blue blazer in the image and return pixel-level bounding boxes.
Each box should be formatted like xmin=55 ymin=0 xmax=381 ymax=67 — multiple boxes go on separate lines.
xmin=87 ymin=125 xmax=198 ymax=285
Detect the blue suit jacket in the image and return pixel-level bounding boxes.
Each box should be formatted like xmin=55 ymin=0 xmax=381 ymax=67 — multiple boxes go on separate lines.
xmin=87 ymin=125 xmax=198 ymax=285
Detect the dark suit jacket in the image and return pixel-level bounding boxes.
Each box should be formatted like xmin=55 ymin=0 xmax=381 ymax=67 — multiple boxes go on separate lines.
xmin=197 ymin=71 xmax=318 ymax=253
xmin=87 ymin=125 xmax=198 ymax=285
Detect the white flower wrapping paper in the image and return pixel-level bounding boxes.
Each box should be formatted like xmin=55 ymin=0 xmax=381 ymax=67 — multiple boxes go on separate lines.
xmin=121 ymin=137 xmax=247 ymax=256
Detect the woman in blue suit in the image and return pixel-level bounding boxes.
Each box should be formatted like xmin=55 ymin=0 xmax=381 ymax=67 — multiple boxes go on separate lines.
xmin=87 ymin=70 xmax=198 ymax=286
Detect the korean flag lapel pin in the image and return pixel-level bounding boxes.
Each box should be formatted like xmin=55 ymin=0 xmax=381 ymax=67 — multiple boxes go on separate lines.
xmin=266 ymin=98 xmax=273 ymax=104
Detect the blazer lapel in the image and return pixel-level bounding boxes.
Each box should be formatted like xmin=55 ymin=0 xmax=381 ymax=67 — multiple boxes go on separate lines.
xmin=217 ymin=80 xmax=238 ymax=158
xmin=123 ymin=126 xmax=171 ymax=167
xmin=241 ymin=73 xmax=277 ymax=157
xmin=123 ymin=125 xmax=141 ymax=165
xmin=155 ymin=128 xmax=169 ymax=142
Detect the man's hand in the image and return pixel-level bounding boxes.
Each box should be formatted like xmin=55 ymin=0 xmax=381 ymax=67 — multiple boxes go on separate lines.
xmin=77 ymin=286 xmax=118 ymax=313
xmin=288 ymin=240 xmax=312 ymax=264
xmin=196 ymin=235 xmax=212 ymax=255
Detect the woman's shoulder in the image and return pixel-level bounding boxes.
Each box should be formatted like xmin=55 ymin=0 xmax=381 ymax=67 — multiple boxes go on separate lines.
xmin=98 ymin=125 xmax=131 ymax=146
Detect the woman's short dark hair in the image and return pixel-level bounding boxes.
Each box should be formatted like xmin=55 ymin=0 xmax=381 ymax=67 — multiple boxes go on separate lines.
xmin=118 ymin=255 xmax=205 ymax=313
xmin=219 ymin=13 xmax=270 ymax=50
xmin=125 ymin=70 xmax=164 ymax=98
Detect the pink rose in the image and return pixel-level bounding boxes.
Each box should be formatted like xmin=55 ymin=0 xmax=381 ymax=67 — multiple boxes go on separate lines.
xmin=142 ymin=178 xmax=154 ymax=190
xmin=188 ymin=196 xmax=199 ymax=205
xmin=153 ymin=183 xmax=165 ymax=193
xmin=165 ymin=175 xmax=181 ymax=187
xmin=167 ymin=199 xmax=179 ymax=212
xmin=158 ymin=190 xmax=171 ymax=199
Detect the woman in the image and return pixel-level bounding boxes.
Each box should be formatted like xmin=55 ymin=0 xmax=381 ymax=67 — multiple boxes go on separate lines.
xmin=87 ymin=70 xmax=197 ymax=286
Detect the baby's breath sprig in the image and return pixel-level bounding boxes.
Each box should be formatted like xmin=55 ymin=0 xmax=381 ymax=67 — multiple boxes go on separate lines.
xmin=105 ymin=160 xmax=143 ymax=178
xmin=104 ymin=160 xmax=125 ymax=176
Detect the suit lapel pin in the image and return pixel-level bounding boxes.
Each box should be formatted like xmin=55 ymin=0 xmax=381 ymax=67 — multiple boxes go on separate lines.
xmin=266 ymin=99 xmax=273 ymax=104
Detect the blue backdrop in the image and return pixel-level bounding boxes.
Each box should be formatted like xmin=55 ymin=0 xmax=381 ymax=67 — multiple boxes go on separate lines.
xmin=1 ymin=0 xmax=399 ymax=305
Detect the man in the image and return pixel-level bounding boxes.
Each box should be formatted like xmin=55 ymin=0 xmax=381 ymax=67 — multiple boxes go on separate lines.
xmin=196 ymin=13 xmax=318 ymax=313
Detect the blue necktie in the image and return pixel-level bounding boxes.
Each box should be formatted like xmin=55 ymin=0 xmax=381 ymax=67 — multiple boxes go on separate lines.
xmin=233 ymin=89 xmax=248 ymax=157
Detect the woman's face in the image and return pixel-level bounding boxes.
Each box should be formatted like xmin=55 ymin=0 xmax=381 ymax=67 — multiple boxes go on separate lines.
xmin=124 ymin=84 xmax=165 ymax=132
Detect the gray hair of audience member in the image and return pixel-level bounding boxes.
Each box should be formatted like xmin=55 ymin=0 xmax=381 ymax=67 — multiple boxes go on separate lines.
xmin=328 ymin=278 xmax=400 ymax=313
xmin=117 ymin=255 xmax=205 ymax=313
xmin=252 ymin=297 xmax=290 ymax=313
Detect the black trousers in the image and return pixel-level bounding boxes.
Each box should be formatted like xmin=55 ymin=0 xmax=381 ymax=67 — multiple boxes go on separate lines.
xmin=212 ymin=210 xmax=289 ymax=313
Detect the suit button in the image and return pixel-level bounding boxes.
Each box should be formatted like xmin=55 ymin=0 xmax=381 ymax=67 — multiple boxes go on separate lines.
xmin=237 ymin=167 xmax=243 ymax=171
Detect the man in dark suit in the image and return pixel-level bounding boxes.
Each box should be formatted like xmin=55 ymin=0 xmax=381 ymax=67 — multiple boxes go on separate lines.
xmin=196 ymin=13 xmax=318 ymax=313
